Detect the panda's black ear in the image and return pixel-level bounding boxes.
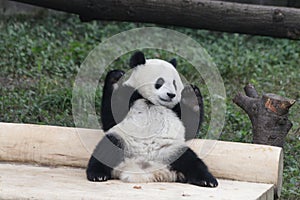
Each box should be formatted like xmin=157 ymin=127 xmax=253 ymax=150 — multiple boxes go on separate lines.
xmin=169 ymin=58 xmax=177 ymax=68
xmin=129 ymin=51 xmax=146 ymax=68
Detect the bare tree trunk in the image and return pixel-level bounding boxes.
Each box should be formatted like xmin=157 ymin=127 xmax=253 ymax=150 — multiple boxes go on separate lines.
xmin=0 ymin=0 xmax=44 ymax=16
xmin=10 ymin=0 xmax=300 ymax=40
xmin=213 ymin=0 xmax=300 ymax=8
xmin=233 ymin=84 xmax=296 ymax=147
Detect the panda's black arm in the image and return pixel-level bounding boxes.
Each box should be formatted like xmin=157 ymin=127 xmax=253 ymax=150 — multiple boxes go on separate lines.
xmin=101 ymin=69 xmax=142 ymax=131
xmin=101 ymin=70 xmax=125 ymax=131
xmin=173 ymin=85 xmax=204 ymax=140
xmin=86 ymin=133 xmax=124 ymax=182
xmin=170 ymin=147 xmax=218 ymax=187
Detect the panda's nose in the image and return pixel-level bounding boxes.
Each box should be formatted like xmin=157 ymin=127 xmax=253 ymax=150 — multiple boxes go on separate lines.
xmin=167 ymin=93 xmax=176 ymax=99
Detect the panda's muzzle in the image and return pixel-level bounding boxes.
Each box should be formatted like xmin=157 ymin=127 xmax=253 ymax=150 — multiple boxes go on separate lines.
xmin=159 ymin=93 xmax=176 ymax=102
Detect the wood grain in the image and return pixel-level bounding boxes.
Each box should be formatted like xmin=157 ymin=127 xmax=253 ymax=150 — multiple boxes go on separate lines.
xmin=0 ymin=122 xmax=282 ymax=197
xmin=0 ymin=163 xmax=274 ymax=200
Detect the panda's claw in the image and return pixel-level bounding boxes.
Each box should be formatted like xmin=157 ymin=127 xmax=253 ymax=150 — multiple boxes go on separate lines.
xmin=188 ymin=173 xmax=218 ymax=188
xmin=205 ymin=178 xmax=218 ymax=188
xmin=87 ymin=172 xmax=110 ymax=182
xmin=210 ymin=182 xmax=217 ymax=187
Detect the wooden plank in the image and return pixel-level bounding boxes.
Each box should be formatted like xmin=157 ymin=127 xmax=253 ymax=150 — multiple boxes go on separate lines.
xmin=0 ymin=122 xmax=282 ymax=197
xmin=10 ymin=0 xmax=300 ymax=39
xmin=0 ymin=122 xmax=101 ymax=167
xmin=186 ymin=140 xmax=283 ymax=198
xmin=0 ymin=163 xmax=274 ymax=200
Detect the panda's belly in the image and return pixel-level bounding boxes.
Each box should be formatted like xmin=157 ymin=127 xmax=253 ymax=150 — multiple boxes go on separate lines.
xmin=108 ymin=99 xmax=186 ymax=182
xmin=108 ymin=99 xmax=186 ymax=161
xmin=123 ymin=135 xmax=184 ymax=162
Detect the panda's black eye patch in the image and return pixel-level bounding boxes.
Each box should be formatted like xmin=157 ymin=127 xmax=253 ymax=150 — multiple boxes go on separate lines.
xmin=155 ymin=78 xmax=165 ymax=89
xmin=173 ymin=80 xmax=177 ymax=90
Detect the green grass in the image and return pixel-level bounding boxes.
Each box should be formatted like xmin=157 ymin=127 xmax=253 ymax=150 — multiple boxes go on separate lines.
xmin=1 ymin=13 xmax=299 ymax=199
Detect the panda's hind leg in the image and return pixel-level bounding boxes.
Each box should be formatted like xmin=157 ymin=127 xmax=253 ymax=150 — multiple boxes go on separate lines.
xmin=86 ymin=133 xmax=125 ymax=182
xmin=170 ymin=147 xmax=218 ymax=187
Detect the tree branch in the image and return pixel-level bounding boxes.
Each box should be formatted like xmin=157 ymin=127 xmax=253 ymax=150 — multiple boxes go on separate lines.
xmin=244 ymin=83 xmax=259 ymax=98
xmin=10 ymin=0 xmax=300 ymax=40
xmin=233 ymin=84 xmax=295 ymax=147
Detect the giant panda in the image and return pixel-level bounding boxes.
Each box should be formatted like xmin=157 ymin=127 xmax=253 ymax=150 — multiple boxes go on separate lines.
xmin=86 ymin=51 xmax=218 ymax=187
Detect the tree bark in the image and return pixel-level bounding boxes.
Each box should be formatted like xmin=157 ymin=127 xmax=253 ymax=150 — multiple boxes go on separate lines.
xmin=0 ymin=0 xmax=45 ymax=16
xmin=213 ymin=0 xmax=300 ymax=8
xmin=233 ymin=84 xmax=296 ymax=147
xmin=10 ymin=0 xmax=300 ymax=40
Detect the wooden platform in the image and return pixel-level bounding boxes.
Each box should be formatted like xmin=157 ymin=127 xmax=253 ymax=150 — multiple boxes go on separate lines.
xmin=0 ymin=122 xmax=283 ymax=199
xmin=0 ymin=163 xmax=274 ymax=200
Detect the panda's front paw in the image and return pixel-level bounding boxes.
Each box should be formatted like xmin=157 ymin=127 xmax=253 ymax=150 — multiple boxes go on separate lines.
xmin=181 ymin=84 xmax=203 ymax=112
xmin=87 ymin=171 xmax=110 ymax=182
xmin=106 ymin=70 xmax=125 ymax=86
xmin=189 ymin=173 xmax=218 ymax=187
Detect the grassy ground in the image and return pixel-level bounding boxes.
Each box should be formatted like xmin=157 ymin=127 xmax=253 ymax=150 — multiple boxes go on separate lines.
xmin=0 ymin=13 xmax=299 ymax=199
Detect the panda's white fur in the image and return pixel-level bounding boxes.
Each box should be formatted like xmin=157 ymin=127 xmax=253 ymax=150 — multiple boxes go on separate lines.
xmin=106 ymin=59 xmax=186 ymax=183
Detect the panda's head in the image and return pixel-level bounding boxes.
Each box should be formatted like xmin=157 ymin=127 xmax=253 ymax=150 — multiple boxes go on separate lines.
xmin=124 ymin=51 xmax=184 ymax=108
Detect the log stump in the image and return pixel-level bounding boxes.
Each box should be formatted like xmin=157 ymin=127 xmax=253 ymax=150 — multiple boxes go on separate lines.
xmin=233 ymin=84 xmax=296 ymax=147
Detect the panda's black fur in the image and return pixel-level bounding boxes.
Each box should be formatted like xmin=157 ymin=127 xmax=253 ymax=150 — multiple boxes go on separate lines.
xmin=86 ymin=51 xmax=218 ymax=187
